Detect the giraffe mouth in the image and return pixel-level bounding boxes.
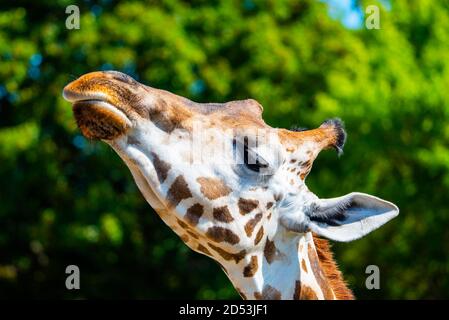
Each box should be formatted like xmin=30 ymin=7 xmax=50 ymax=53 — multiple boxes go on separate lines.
xmin=63 ymin=87 xmax=132 ymax=140
xmin=71 ymin=99 xmax=132 ymax=140
xmin=63 ymin=71 xmax=135 ymax=140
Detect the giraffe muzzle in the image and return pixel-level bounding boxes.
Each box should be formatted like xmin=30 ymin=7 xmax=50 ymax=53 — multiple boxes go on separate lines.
xmin=63 ymin=71 xmax=134 ymax=140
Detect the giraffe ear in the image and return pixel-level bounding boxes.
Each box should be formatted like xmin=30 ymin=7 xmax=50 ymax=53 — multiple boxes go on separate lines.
xmin=305 ymin=193 xmax=399 ymax=242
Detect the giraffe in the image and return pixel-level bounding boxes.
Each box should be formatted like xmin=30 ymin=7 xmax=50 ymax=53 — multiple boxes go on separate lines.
xmin=62 ymin=71 xmax=399 ymax=300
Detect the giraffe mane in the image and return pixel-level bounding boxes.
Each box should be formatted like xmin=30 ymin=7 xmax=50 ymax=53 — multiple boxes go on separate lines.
xmin=312 ymin=233 xmax=355 ymax=300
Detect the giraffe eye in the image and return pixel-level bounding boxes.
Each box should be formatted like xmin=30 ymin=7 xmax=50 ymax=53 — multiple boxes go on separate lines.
xmin=233 ymin=136 xmax=274 ymax=176
xmin=243 ymin=143 xmax=269 ymax=173
xmin=238 ymin=136 xmax=269 ymax=173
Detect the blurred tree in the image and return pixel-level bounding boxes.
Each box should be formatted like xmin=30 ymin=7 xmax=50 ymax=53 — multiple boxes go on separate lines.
xmin=0 ymin=0 xmax=448 ymax=299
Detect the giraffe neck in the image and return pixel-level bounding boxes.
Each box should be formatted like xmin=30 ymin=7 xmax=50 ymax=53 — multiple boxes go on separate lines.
xmin=222 ymin=232 xmax=340 ymax=300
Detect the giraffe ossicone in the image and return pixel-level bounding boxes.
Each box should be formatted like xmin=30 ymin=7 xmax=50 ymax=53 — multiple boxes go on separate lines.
xmin=63 ymin=71 xmax=399 ymax=300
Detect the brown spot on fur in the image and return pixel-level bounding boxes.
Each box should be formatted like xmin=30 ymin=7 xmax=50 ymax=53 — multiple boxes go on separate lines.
xmin=243 ymin=256 xmax=259 ymax=277
xmin=254 ymin=285 xmax=281 ymax=300
xmin=197 ymin=177 xmax=232 ymax=200
xmin=187 ymin=230 xmax=199 ymax=239
xmin=301 ymin=259 xmax=308 ymax=273
xmin=293 ymin=281 xmax=318 ymax=300
xmin=238 ymin=198 xmax=259 ymax=215
xmin=264 ymin=238 xmax=284 ymax=264
xmin=213 ymin=206 xmax=234 ymax=223
xmin=266 ymin=202 xmax=273 ymax=209
xmin=151 ymin=152 xmax=171 ymax=183
xmin=308 ymin=242 xmax=335 ymax=300
xmin=208 ymin=243 xmax=246 ymax=263
xmin=313 ymin=234 xmax=354 ymax=300
xmin=206 ymin=226 xmax=240 ymax=245
xmin=167 ymin=175 xmax=192 ymax=207
xmin=184 ymin=203 xmax=204 ymax=226
xmin=197 ymin=244 xmax=212 ymax=256
xmin=300 ymin=173 xmax=306 ymax=180
xmin=244 ymin=213 xmax=263 ymax=237
xmin=147 ymin=99 xmax=193 ymax=133
xmin=290 ymin=159 xmax=297 ymax=164
xmin=254 ymin=226 xmax=264 ymax=245
xmin=264 ymin=239 xmax=276 ymax=263
xmin=177 ymin=218 xmax=189 ymax=229
xmin=180 ymin=234 xmax=189 ymax=243
xmin=267 ymin=212 xmax=272 ymax=220
xmin=147 ymin=104 xmax=175 ymax=133
xmin=301 ymin=160 xmax=311 ymax=168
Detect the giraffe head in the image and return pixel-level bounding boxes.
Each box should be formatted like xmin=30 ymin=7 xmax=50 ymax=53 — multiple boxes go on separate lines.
xmin=63 ymin=71 xmax=399 ymax=299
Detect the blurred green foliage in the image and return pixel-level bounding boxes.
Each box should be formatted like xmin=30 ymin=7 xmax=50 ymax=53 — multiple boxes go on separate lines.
xmin=0 ymin=0 xmax=448 ymax=299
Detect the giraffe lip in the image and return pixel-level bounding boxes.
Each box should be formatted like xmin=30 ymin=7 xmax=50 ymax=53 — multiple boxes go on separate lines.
xmin=72 ymin=99 xmax=131 ymax=123
xmin=74 ymin=98 xmax=108 ymax=104
xmin=62 ymin=84 xmax=106 ymax=103
xmin=63 ymin=84 xmax=130 ymax=121
xmin=72 ymin=100 xmax=132 ymax=140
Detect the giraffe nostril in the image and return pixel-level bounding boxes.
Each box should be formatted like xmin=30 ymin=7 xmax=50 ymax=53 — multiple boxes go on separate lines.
xmin=104 ymin=70 xmax=137 ymax=85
